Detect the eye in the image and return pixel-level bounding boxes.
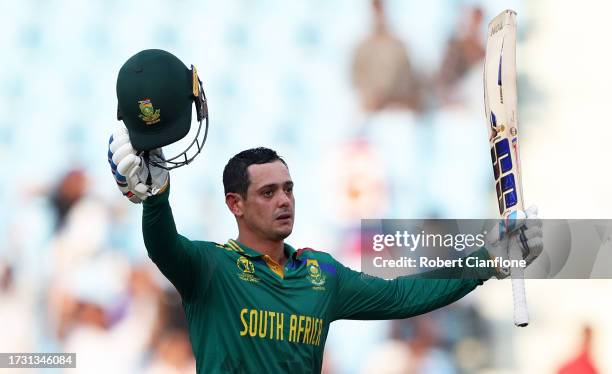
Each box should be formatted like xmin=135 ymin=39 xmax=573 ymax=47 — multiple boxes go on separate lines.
xmin=263 ymin=190 xmax=274 ymax=198
xmin=284 ymin=185 xmax=293 ymax=194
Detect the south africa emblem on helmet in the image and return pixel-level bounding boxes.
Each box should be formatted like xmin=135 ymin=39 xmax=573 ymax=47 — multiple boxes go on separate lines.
xmin=307 ymin=259 xmax=326 ymax=290
xmin=138 ymin=99 xmax=161 ymax=125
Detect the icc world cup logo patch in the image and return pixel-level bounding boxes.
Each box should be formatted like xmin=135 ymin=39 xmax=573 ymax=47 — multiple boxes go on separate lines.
xmin=237 ymin=256 xmax=259 ymax=283
xmin=138 ymin=98 xmax=161 ymax=125
xmin=237 ymin=256 xmax=255 ymax=274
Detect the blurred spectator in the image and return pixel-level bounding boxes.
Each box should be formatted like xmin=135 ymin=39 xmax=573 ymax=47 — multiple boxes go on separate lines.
xmin=360 ymin=339 xmax=415 ymax=374
xmin=0 ymin=261 xmax=13 ymax=291
xmin=144 ymin=329 xmax=195 ymax=374
xmin=361 ymin=315 xmax=455 ymax=374
xmin=47 ymin=168 xmax=113 ymax=277
xmin=362 ymin=304 xmax=490 ymax=374
xmin=49 ymin=169 xmax=88 ymax=231
xmin=437 ymin=6 xmax=485 ymax=106
xmin=0 ymin=259 xmax=36 ymax=353
xmin=57 ymin=252 xmax=155 ymax=374
xmin=144 ymin=288 xmax=195 ymax=374
xmin=393 ymin=316 xmax=456 ymax=374
xmin=327 ymin=138 xmax=389 ymax=222
xmin=557 ymin=325 xmax=599 ymax=374
xmin=352 ymin=0 xmax=424 ymax=113
xmin=40 ymin=166 xmax=193 ymax=373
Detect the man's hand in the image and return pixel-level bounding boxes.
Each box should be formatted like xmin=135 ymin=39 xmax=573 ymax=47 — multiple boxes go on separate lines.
xmin=485 ymin=206 xmax=543 ymax=279
xmin=107 ymin=125 xmax=169 ymax=203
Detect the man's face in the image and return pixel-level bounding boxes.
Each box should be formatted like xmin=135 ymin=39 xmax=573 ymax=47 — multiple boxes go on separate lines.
xmin=232 ymin=161 xmax=295 ymax=241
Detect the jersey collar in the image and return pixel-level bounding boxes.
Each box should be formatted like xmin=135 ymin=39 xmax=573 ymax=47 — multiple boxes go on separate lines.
xmin=227 ymin=239 xmax=296 ymax=259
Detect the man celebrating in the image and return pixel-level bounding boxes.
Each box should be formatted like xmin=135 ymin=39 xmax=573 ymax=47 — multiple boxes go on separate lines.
xmin=108 ymin=50 xmax=543 ymax=373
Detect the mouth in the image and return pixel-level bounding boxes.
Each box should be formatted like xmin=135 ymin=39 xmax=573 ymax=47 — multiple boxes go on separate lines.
xmin=275 ymin=213 xmax=293 ymax=221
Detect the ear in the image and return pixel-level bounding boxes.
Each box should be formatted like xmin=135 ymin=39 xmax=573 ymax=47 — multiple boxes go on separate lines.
xmin=225 ymin=193 xmax=244 ymax=217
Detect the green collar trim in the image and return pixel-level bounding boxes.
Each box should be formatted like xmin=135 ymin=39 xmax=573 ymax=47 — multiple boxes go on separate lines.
xmin=227 ymin=239 xmax=296 ymax=259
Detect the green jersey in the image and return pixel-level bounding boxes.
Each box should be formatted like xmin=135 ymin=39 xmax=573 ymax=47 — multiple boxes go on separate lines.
xmin=142 ymin=186 xmax=495 ymax=373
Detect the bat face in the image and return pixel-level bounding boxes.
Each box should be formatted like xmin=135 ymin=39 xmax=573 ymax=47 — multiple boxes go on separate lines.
xmin=484 ymin=10 xmax=524 ymax=218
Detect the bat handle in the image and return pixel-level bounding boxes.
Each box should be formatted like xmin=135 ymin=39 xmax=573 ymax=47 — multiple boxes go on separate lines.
xmin=508 ymin=242 xmax=529 ymax=327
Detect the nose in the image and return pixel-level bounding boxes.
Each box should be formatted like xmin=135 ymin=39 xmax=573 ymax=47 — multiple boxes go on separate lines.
xmin=278 ymin=190 xmax=291 ymax=208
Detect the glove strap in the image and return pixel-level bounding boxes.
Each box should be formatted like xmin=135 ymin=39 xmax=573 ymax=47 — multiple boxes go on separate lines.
xmin=143 ymin=151 xmax=153 ymax=186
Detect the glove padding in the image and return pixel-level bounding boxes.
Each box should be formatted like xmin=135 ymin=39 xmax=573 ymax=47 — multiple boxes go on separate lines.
xmin=108 ymin=125 xmax=169 ymax=203
xmin=485 ymin=206 xmax=543 ymax=279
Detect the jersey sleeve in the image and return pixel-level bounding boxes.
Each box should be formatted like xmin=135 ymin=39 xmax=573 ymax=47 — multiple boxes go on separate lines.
xmin=330 ymin=248 xmax=496 ymax=321
xmin=142 ymin=183 xmax=213 ymax=301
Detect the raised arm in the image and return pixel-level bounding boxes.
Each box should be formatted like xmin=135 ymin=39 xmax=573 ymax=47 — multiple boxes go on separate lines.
xmin=330 ymin=214 xmax=544 ymax=321
xmin=108 ymin=126 xmax=206 ymax=300
xmin=142 ymin=185 xmax=204 ymax=300
xmin=330 ymin=249 xmax=495 ymax=321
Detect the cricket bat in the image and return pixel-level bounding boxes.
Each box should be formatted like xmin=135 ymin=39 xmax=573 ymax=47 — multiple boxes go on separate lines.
xmin=484 ymin=10 xmax=529 ymax=327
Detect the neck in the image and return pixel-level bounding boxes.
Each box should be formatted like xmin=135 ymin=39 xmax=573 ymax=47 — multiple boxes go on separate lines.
xmin=236 ymin=232 xmax=286 ymax=265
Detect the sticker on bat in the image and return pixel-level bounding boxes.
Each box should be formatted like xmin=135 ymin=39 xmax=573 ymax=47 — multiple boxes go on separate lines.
xmin=488 ymin=111 xmax=505 ymax=142
xmin=491 ymin=138 xmax=518 ymax=214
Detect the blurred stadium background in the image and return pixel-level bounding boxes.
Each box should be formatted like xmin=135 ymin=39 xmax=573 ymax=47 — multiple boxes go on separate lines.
xmin=1 ymin=0 xmax=611 ymax=373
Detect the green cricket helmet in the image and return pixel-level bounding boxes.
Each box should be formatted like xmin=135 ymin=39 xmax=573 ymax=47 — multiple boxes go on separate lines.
xmin=116 ymin=49 xmax=209 ymax=169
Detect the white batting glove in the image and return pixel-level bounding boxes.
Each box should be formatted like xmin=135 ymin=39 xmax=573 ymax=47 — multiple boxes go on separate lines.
xmin=107 ymin=125 xmax=169 ymax=203
xmin=485 ymin=206 xmax=544 ymax=279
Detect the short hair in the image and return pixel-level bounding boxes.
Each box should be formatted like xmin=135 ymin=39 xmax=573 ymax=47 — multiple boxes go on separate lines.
xmin=223 ymin=147 xmax=288 ymax=198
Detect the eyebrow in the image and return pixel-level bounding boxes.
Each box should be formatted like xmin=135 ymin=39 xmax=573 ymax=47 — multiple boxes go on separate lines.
xmin=257 ymin=181 xmax=293 ymax=192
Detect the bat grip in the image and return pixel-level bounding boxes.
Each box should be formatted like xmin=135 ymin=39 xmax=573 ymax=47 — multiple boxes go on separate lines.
xmin=508 ymin=241 xmax=529 ymax=327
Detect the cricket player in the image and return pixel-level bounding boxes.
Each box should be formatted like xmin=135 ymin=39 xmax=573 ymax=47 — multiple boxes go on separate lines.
xmin=108 ymin=50 xmax=543 ymax=373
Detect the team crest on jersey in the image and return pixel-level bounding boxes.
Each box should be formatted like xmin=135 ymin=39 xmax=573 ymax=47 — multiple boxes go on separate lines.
xmin=306 ymin=259 xmax=326 ymax=290
xmin=138 ymin=99 xmax=161 ymax=125
xmin=237 ymin=257 xmax=259 ymax=283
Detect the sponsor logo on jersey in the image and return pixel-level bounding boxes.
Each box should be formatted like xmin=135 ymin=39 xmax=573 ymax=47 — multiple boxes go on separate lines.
xmin=306 ymin=259 xmax=326 ymax=290
xmin=138 ymin=98 xmax=161 ymax=125
xmin=237 ymin=257 xmax=259 ymax=283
